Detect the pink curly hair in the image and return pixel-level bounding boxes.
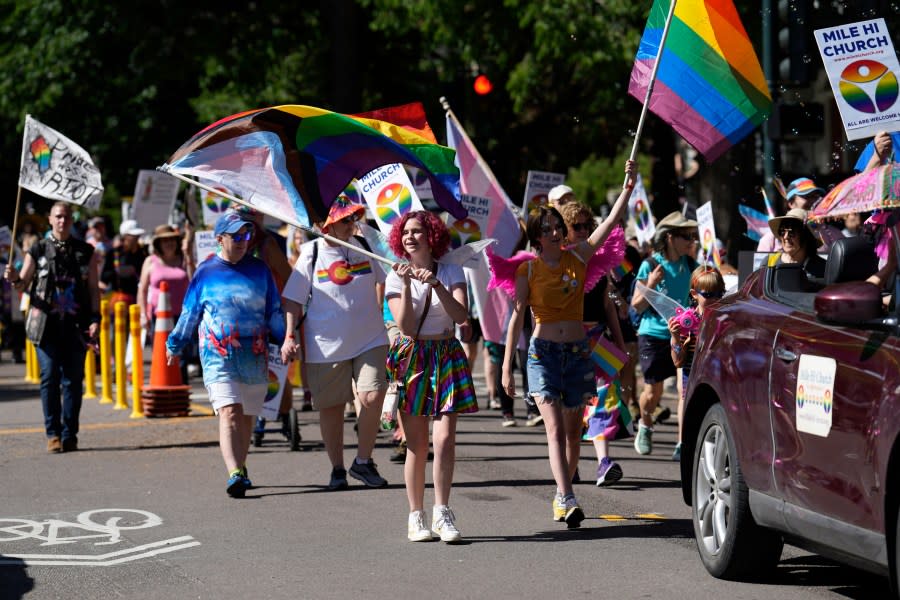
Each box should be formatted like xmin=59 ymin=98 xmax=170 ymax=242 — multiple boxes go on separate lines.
xmin=388 ymin=210 xmax=451 ymax=259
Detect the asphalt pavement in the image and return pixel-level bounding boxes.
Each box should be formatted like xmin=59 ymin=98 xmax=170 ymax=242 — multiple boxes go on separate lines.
xmin=0 ymin=347 xmax=889 ymax=600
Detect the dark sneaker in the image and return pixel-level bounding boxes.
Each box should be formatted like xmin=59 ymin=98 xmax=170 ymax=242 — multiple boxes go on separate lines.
xmin=61 ymin=438 xmax=78 ymax=452
xmin=596 ymin=457 xmax=623 ymax=487
xmin=349 ymin=459 xmax=388 ymax=488
xmin=653 ymin=405 xmax=671 ymax=424
xmin=226 ymin=474 xmax=247 ymax=498
xmin=390 ymin=441 xmax=407 ymax=463
xmin=47 ymin=436 xmax=62 ymax=454
xmin=328 ymin=467 xmax=349 ymax=490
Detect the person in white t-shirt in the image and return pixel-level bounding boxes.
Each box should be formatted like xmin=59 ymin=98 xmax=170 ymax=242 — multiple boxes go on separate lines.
xmin=281 ymin=197 xmax=389 ymax=491
xmin=385 ymin=210 xmax=478 ymax=543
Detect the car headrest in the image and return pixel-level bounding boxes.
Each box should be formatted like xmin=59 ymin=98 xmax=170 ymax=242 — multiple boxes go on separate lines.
xmin=824 ymin=236 xmax=878 ymax=285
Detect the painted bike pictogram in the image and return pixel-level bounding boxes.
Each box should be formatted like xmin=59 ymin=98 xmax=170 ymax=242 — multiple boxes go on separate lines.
xmin=0 ymin=509 xmax=162 ymax=546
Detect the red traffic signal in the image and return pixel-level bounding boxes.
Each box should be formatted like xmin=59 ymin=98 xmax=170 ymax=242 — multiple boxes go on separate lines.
xmin=473 ymin=74 xmax=493 ymax=96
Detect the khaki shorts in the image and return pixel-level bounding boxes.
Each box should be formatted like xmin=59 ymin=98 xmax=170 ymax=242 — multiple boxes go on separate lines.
xmin=306 ymin=345 xmax=388 ymax=410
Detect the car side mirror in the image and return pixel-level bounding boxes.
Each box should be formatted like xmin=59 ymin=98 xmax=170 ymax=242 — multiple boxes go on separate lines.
xmin=814 ymin=281 xmax=883 ymax=324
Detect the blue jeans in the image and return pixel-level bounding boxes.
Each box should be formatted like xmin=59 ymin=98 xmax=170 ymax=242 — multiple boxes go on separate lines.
xmin=37 ymin=333 xmax=87 ymax=441
xmin=525 ymin=337 xmax=594 ymax=409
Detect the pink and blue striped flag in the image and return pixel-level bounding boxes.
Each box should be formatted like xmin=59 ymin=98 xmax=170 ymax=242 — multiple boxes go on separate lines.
xmin=629 ymin=0 xmax=772 ymax=162
xmin=738 ymin=203 xmax=769 ymax=241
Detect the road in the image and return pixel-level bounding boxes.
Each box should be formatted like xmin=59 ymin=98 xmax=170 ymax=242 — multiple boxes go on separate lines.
xmin=0 ymin=350 xmax=890 ymax=600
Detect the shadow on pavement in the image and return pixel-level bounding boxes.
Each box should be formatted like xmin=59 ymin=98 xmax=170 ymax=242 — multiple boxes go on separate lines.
xmin=0 ymin=556 xmax=35 ymax=600
xmin=465 ymin=517 xmax=693 ymax=543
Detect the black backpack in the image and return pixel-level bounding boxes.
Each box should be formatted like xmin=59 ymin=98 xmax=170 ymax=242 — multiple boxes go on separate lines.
xmin=298 ymin=235 xmax=372 ymax=325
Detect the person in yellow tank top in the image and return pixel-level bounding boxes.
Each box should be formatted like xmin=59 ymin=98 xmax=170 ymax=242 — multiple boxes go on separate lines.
xmin=502 ymin=160 xmax=637 ymax=529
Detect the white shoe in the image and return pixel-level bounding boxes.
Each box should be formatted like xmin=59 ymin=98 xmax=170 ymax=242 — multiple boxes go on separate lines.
xmin=432 ymin=506 xmax=462 ymax=543
xmin=407 ymin=510 xmax=433 ymax=542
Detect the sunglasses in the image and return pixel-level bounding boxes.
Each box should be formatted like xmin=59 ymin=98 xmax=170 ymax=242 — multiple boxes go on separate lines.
xmin=570 ymin=222 xmax=592 ymax=232
xmin=695 ymin=290 xmax=724 ymax=299
xmin=778 ymin=226 xmax=800 ymax=237
xmin=674 ymin=233 xmax=699 ymax=242
xmin=540 ymin=223 xmax=565 ymax=235
xmin=227 ymin=230 xmax=252 ymax=242
xmin=340 ymin=213 xmax=362 ymax=224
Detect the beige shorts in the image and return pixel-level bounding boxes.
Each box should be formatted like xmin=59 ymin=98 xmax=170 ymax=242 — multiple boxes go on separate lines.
xmin=306 ymin=345 xmax=388 ymax=410
xmin=205 ymin=381 xmax=267 ymax=416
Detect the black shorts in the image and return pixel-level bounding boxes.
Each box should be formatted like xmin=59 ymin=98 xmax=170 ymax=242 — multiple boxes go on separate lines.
xmin=638 ymin=334 xmax=675 ymax=384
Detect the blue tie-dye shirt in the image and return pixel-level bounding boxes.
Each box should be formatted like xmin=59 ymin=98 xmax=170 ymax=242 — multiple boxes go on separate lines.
xmin=166 ymin=254 xmax=285 ymax=385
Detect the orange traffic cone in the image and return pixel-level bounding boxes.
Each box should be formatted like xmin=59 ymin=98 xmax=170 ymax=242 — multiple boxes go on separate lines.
xmin=141 ymin=281 xmax=191 ymax=417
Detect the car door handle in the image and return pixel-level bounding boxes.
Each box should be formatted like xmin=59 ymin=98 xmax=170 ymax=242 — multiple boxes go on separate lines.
xmin=775 ymin=347 xmax=798 ymax=362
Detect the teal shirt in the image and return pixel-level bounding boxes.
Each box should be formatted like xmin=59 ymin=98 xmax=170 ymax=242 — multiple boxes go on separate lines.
xmin=635 ymin=252 xmax=694 ymax=340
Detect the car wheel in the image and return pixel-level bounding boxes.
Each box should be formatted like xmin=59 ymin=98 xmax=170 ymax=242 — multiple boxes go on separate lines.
xmin=692 ymin=403 xmax=783 ymax=580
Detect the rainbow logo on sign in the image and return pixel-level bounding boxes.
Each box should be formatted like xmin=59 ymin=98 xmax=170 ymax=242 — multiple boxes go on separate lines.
xmin=375 ymin=183 xmax=412 ymax=224
xmin=30 ymin=136 xmax=51 ymax=175
xmin=448 ymin=217 xmax=481 ymax=248
xmin=633 ymin=198 xmax=651 ymax=229
xmin=265 ymin=369 xmax=280 ymax=401
xmin=839 ymin=59 xmax=899 ymax=114
xmin=205 ymin=187 xmax=232 ymax=213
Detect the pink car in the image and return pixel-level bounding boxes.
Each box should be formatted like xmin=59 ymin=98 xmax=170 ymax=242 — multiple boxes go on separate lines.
xmin=681 ymin=236 xmax=900 ymax=590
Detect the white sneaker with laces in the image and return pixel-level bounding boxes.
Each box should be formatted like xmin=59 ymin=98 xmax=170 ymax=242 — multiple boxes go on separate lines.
xmin=407 ymin=510 xmax=433 ymax=542
xmin=431 ymin=505 xmax=462 ymax=543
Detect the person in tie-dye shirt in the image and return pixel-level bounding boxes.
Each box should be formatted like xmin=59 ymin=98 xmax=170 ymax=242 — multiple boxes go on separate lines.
xmin=167 ymin=211 xmax=285 ymax=498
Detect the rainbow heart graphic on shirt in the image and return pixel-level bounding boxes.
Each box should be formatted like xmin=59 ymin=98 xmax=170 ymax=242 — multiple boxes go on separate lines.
xmin=30 ymin=136 xmax=51 ymax=175
xmin=448 ymin=218 xmax=482 ymax=248
xmin=375 ymin=183 xmax=412 ymax=224
xmin=839 ymin=59 xmax=899 ymax=114
xmin=265 ymin=369 xmax=280 ymax=401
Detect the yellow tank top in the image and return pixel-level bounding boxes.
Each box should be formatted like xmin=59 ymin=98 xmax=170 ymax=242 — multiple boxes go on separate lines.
xmin=517 ymin=250 xmax=587 ymax=323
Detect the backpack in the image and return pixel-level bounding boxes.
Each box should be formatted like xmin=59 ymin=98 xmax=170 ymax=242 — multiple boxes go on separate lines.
xmin=628 ymin=255 xmax=698 ymax=330
xmin=298 ymin=235 xmax=372 ymax=326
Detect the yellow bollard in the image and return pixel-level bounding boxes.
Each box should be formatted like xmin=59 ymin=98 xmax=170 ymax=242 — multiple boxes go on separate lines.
xmin=129 ymin=304 xmax=144 ymax=418
xmin=290 ymin=359 xmax=301 ymax=387
xmin=24 ymin=339 xmax=33 ymax=382
xmin=99 ymin=299 xmax=113 ymax=404
xmin=30 ymin=340 xmax=40 ymax=382
xmin=83 ymin=350 xmax=97 ymax=399
xmin=113 ymin=301 xmax=128 ymax=410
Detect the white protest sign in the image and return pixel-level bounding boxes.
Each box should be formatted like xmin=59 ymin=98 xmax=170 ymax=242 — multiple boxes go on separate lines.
xmin=696 ymin=202 xmax=721 ymax=268
xmin=194 ymin=230 xmax=218 ymax=265
xmin=358 ymin=164 xmax=424 ymax=235
xmin=795 ymin=354 xmax=836 ymax=437
xmin=260 ymin=344 xmax=290 ymax=420
xmin=628 ymin=175 xmax=655 ymax=246
xmin=815 ymin=18 xmax=900 ymax=140
xmin=447 ymin=195 xmax=489 ymax=249
xmin=131 ymin=170 xmax=180 ymax=231
xmin=521 ymin=170 xmax=565 ymax=217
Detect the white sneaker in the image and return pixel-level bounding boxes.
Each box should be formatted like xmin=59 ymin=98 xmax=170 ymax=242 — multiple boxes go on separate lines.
xmin=407 ymin=510 xmax=433 ymax=542
xmin=432 ymin=506 xmax=462 ymax=543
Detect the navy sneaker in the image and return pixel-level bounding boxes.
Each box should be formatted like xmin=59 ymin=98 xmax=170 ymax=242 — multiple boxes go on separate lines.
xmin=328 ymin=467 xmax=349 ymax=491
xmin=349 ymin=459 xmax=388 ymax=488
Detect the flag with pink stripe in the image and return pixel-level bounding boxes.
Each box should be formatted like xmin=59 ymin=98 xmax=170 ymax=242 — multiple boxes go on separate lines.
xmin=591 ymin=334 xmax=628 ymax=381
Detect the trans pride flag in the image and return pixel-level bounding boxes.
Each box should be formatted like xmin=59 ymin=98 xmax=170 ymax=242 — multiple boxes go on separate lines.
xmin=162 ymin=105 xmax=466 ymax=228
xmin=629 ymin=0 xmax=772 ymax=162
xmin=738 ymin=203 xmax=769 ymax=241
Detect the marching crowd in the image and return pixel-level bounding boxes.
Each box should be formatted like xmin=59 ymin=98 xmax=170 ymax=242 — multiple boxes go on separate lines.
xmin=5 ymin=130 xmax=898 ymax=542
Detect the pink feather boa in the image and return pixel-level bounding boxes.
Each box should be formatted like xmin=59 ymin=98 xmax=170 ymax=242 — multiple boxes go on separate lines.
xmin=487 ymin=225 xmax=626 ymax=297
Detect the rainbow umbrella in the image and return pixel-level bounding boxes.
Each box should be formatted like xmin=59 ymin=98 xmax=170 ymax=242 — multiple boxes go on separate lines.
xmin=160 ymin=105 xmax=466 ymax=228
xmin=809 ymin=162 xmax=900 ymax=221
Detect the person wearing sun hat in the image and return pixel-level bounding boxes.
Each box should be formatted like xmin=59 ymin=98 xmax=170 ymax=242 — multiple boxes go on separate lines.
xmin=166 ymin=210 xmax=286 ymax=498
xmin=548 ymin=184 xmax=576 ymax=208
xmin=630 ymin=211 xmax=699 ymax=456
xmin=765 ymin=207 xmax=826 ymax=280
xmin=757 ymin=177 xmax=826 ymax=252
xmin=281 ymin=194 xmax=391 ymax=491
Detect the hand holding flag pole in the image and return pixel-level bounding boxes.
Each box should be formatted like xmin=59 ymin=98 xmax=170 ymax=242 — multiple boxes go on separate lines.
xmin=625 ymin=0 xmax=679 ymax=186
xmin=162 ymin=170 xmax=396 ymax=267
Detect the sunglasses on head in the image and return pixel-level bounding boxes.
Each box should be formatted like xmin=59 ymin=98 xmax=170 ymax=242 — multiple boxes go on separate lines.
xmin=570 ymin=222 xmax=592 ymax=232
xmin=695 ymin=290 xmax=724 ymax=299
xmin=227 ymin=230 xmax=252 ymax=242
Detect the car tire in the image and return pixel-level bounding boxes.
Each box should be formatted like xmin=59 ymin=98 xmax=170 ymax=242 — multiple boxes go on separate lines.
xmin=692 ymin=403 xmax=784 ymax=580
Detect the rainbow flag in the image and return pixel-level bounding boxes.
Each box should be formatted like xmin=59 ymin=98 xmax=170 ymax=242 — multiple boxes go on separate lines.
xmin=629 ymin=0 xmax=772 ymax=162
xmin=163 ymin=105 xmax=465 ymax=228
xmin=591 ymin=335 xmax=628 ymax=382
xmin=611 ymin=258 xmax=634 ymax=282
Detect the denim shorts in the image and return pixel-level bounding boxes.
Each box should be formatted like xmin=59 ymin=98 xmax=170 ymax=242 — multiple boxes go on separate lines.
xmin=525 ymin=337 xmax=594 ymax=409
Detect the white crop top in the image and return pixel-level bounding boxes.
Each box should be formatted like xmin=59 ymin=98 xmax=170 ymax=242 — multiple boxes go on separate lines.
xmin=385 ymin=262 xmax=465 ymax=336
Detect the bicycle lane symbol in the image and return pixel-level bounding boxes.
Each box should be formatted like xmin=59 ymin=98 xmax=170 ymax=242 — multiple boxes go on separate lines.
xmin=0 ymin=509 xmax=200 ymax=567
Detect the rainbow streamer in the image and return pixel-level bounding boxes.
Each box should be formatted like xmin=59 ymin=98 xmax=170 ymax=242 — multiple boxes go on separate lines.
xmin=629 ymin=0 xmax=772 ymax=162
xmin=163 ymin=105 xmax=465 ymax=228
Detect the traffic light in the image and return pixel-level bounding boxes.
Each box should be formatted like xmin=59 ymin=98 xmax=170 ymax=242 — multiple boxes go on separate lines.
xmin=473 ymin=74 xmax=493 ymax=96
xmin=776 ymin=0 xmax=811 ymax=84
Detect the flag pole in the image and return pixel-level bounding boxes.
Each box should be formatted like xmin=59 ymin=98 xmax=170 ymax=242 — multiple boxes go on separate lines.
xmin=10 ymin=186 xmax=22 ymax=257
xmin=626 ymin=0 xmax=679 ymax=181
xmin=159 ymin=169 xmax=397 ymax=267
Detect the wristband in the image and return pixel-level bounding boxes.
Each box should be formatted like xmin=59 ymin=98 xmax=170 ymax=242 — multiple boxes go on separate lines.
xmin=671 ymin=343 xmax=682 ymax=353
xmin=286 ymin=333 xmax=295 ymax=340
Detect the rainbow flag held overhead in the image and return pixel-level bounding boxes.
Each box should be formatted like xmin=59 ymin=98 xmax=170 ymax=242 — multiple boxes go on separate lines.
xmin=162 ymin=105 xmax=465 ymax=228
xmin=629 ymin=0 xmax=772 ymax=162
